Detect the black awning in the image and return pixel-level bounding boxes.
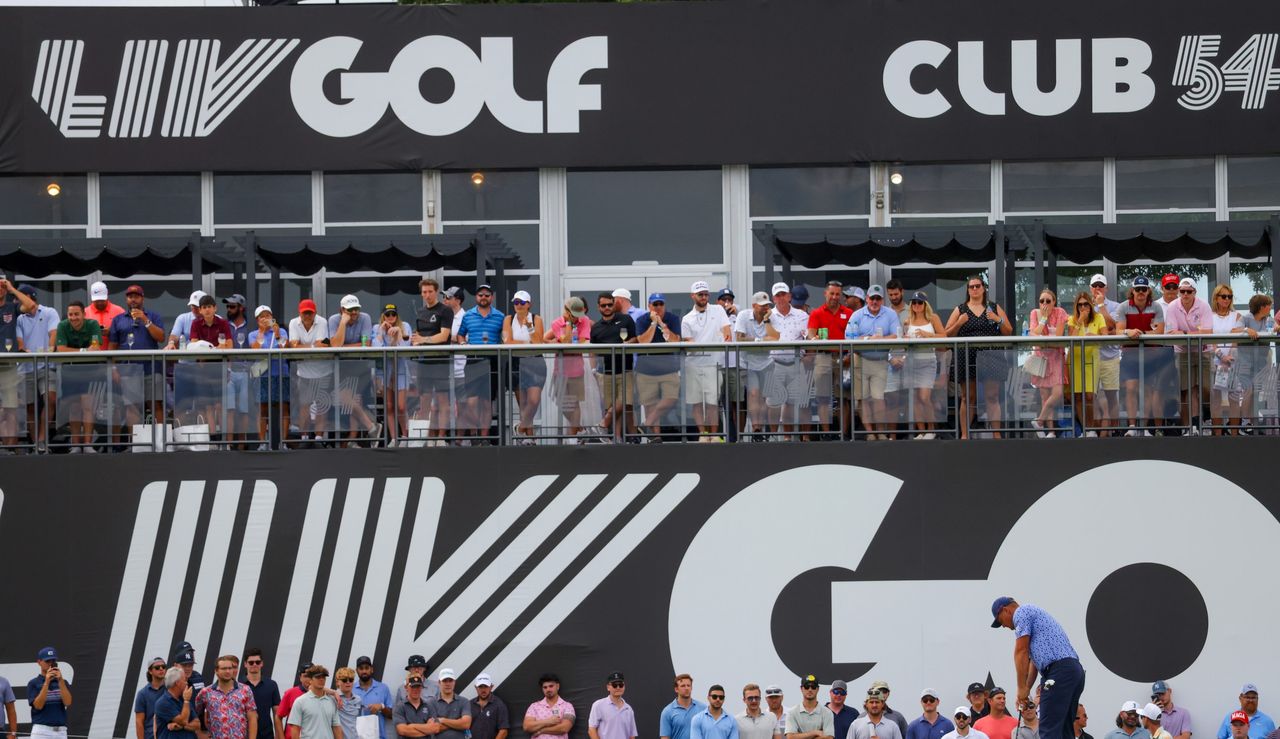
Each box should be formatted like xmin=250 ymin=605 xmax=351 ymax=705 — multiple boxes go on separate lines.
xmin=244 ymin=232 xmax=524 ymax=275
xmin=1042 ymin=222 xmax=1272 ymax=263
xmin=0 ymin=235 xmax=237 ymax=277
xmin=757 ymin=225 xmax=1002 ymax=267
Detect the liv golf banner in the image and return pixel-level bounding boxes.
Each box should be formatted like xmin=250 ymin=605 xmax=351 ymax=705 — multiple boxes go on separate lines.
xmin=0 ymin=0 xmax=1278 ymax=172
xmin=1 ymin=440 xmax=1277 ymax=739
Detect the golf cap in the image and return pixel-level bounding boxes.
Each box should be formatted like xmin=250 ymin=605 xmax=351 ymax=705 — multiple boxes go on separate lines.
xmin=565 ymin=296 xmax=587 ymax=318
xmin=955 ymin=706 xmax=972 ymax=718
xmin=1121 ymin=701 xmax=1141 ymax=713
xmin=37 ymin=647 xmax=58 ymax=661
xmin=149 ymin=656 xmax=167 ymax=667
xmin=1162 ymin=273 xmax=1180 ymax=287
xmin=967 ymin=682 xmax=987 ymax=694
xmin=792 ymin=284 xmax=810 ymax=302
xmin=188 ymin=290 xmax=208 ymax=307
xmin=867 ymin=285 xmax=885 ymax=298
xmin=1242 ymin=683 xmax=1259 ymax=695
xmin=648 ymin=292 xmax=666 ymax=304
xmin=339 ymin=294 xmax=361 ymax=310
xmin=717 ymin=288 xmax=735 ymax=300
xmin=1133 ymin=276 xmax=1151 ymax=288
xmin=1140 ymin=704 xmax=1162 ymax=721
xmin=254 ymin=305 xmax=272 ymax=318
xmin=990 ymin=687 xmax=1007 ymax=697
xmin=298 ymin=298 xmax=318 ymax=313
xmin=607 ymin=671 xmax=625 ymax=683
xmin=1151 ymin=681 xmax=1169 ymax=696
xmin=438 ymin=668 xmax=457 ymax=681
xmin=474 ymin=673 xmax=494 ymax=688
xmin=765 ymin=686 xmax=783 ymax=696
xmin=1090 ymin=273 xmax=1107 ymax=286
xmin=991 ymin=596 xmax=1015 ymax=627
xmin=356 ymin=656 xmax=373 ymax=667
xmin=832 ymin=680 xmax=848 ymax=692
xmin=691 ymin=280 xmax=711 ymax=294
xmin=407 ymin=677 xmax=424 ymax=688
xmin=222 ymin=294 xmax=246 ymax=306
xmin=1232 ymin=711 xmax=1250 ymax=725
xmin=298 ymin=662 xmax=314 ymax=675
xmin=751 ymin=291 xmax=772 ymax=306
xmin=382 ymin=304 xmax=398 ymax=315
xmin=476 ymin=284 xmax=493 ymax=294
xmin=848 ymin=287 xmax=866 ymax=300
xmin=443 ymin=286 xmax=462 ymax=300
xmin=800 ymin=674 xmax=819 ymax=688
xmin=870 ymin=680 xmax=890 ymax=692
xmin=911 ymin=291 xmax=929 ymax=302
xmin=126 ymin=284 xmax=145 ymax=296
xmin=921 ymin=689 xmax=939 ymax=700
xmin=90 ymin=281 xmax=109 ymax=300
xmin=611 ymin=288 xmax=632 ymax=301
xmin=404 ymin=655 xmax=428 ymax=670
xmin=1179 ymin=278 xmax=1196 ymax=290
xmin=513 ymin=290 xmax=532 ymax=303
xmin=771 ymin=282 xmax=790 ymax=295
xmin=18 ymin=284 xmax=37 ymax=297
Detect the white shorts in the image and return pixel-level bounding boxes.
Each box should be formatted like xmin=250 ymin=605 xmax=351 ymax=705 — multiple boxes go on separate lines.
xmin=683 ymin=364 xmax=720 ymax=405
xmin=767 ymin=361 xmax=810 ymax=407
xmin=32 ymin=726 xmax=68 ymax=739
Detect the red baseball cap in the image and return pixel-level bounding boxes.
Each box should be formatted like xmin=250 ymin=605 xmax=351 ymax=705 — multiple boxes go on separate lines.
xmin=298 ymin=298 xmax=318 ymax=313
xmin=1161 ymin=273 xmax=1180 ymax=287
xmin=1231 ymin=711 xmax=1249 ymax=725
xmin=125 ymin=284 xmax=144 ymax=296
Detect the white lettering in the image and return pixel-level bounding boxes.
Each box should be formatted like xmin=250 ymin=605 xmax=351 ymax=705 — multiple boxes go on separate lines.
xmin=1011 ymin=39 xmax=1081 ymax=116
xmin=957 ymin=41 xmax=1005 ymax=115
xmin=1091 ymin=37 xmax=1155 ymax=113
xmin=882 ymin=40 xmax=952 ymax=119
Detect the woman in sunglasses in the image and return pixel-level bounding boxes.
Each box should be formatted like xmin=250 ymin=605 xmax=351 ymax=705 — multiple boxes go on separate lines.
xmin=1027 ymin=289 xmax=1067 ymax=437
xmin=1067 ymin=292 xmax=1106 ymax=436
xmin=502 ymin=290 xmax=547 ymax=442
xmin=945 ymin=276 xmax=1013 ymax=439
xmin=1208 ymin=284 xmax=1244 ymax=435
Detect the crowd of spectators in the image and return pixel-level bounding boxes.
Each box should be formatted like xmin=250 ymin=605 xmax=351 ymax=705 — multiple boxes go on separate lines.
xmin=0 ymin=270 xmax=1275 ymax=451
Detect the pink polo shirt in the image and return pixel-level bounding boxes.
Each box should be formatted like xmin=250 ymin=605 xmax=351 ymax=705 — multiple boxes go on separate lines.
xmin=1163 ymin=297 xmax=1212 ymax=352
xmin=524 ymin=697 xmax=575 ymax=739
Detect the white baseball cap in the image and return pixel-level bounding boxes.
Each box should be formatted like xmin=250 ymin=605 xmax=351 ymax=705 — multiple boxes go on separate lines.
xmin=474 ymin=673 xmax=494 ymax=688
xmin=920 ymin=688 xmax=939 ymax=700
xmin=954 ymin=706 xmax=971 ymax=718
xmin=1090 ymin=273 xmax=1107 ymax=286
xmin=771 ymin=282 xmax=790 ymax=295
xmin=339 ymin=294 xmax=361 ymax=309
xmin=1178 ymin=278 xmax=1197 ymax=291
xmin=1140 ymin=704 xmax=1162 ymax=721
xmin=90 ymin=281 xmax=109 ymax=300
xmin=438 ymin=668 xmax=456 ymax=681
xmin=611 ymin=288 xmax=632 ymax=301
xmin=690 ymin=280 xmax=711 ymax=294
xmin=751 ymin=291 xmax=772 ymax=306
xmin=188 ymin=290 xmax=208 ymax=306
xmin=512 ymin=290 xmax=532 ymax=303
xmin=254 ymin=305 xmax=272 ymax=318
xmin=1121 ymin=701 xmax=1141 ymax=713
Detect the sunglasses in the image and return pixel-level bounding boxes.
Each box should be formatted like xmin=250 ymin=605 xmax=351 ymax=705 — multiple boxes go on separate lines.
xmin=1133 ymin=287 xmax=1149 ymax=292
xmin=868 ymin=296 xmax=883 ymax=301
xmin=802 ymin=685 xmax=819 ymax=690
xmin=599 ymin=303 xmax=614 ymax=309
xmin=710 ymin=694 xmax=725 ymax=700
xmin=1163 ymin=284 xmax=1178 ymax=289
xmin=1039 ymin=298 xmax=1053 ymax=304
xmin=1076 ymin=302 xmax=1090 ymax=307
xmin=923 ymin=697 xmax=938 ymax=703
xmin=512 ymin=300 xmax=528 ymax=306
xmin=1091 ymin=283 xmax=1106 ymax=288
xmin=746 ymin=696 xmax=761 ymax=702
xmin=651 ymin=302 xmax=665 ymax=306
xmin=910 ymin=300 xmax=924 ymax=305
xmin=831 ymin=689 xmax=847 ymax=696
xmin=1219 ymin=294 xmax=1234 ymax=299
xmin=346 ymin=308 xmax=360 ymax=313
xmin=245 ymin=660 xmax=263 ymax=666
xmin=339 ymin=678 xmax=354 ymax=683
xmin=151 ymin=665 xmax=167 ymax=670
xmin=1179 ymin=289 xmax=1195 ymax=294
xmin=383 ymin=311 xmax=397 ymax=317
xmin=610 ymin=681 xmax=626 ymax=688
xmin=967 ymin=284 xmax=984 ymax=289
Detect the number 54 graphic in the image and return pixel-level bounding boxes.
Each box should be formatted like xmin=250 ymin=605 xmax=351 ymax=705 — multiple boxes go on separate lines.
xmin=1174 ymin=34 xmax=1280 ymax=110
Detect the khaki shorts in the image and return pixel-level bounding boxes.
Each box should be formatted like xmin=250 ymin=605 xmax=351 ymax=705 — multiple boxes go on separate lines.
xmin=1177 ymin=352 xmax=1214 ymax=393
xmin=0 ymin=365 xmax=21 ymax=408
xmin=721 ymin=367 xmax=745 ymax=402
xmin=597 ymin=372 xmax=633 ymax=406
xmin=683 ymin=364 xmax=720 ymax=405
xmin=860 ymin=357 xmax=888 ymax=400
xmin=558 ymin=375 xmax=586 ymax=403
xmin=1098 ymin=356 xmax=1120 ymax=391
xmin=851 ymin=354 xmax=864 ymax=401
xmin=812 ymin=352 xmax=840 ymax=399
xmin=636 ymin=372 xmax=679 ymax=406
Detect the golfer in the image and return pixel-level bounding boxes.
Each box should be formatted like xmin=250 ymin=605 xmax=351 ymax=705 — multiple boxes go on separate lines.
xmin=991 ymin=597 xmax=1085 ymax=739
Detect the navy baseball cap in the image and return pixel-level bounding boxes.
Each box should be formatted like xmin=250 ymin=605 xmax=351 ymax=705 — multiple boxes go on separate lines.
xmin=717 ymin=288 xmax=734 ymax=300
xmin=648 ymin=293 xmax=666 ymax=304
xmin=37 ymin=647 xmax=57 ymax=661
xmin=1152 ymin=681 xmax=1169 ymax=696
xmin=792 ymin=284 xmax=810 ymax=302
xmin=173 ymin=650 xmax=195 ymax=665
xmin=1133 ymin=276 xmax=1151 ymax=288
xmin=356 ymin=656 xmax=373 ymax=667
xmin=991 ymin=596 xmax=1014 ymax=627
xmin=18 ymin=284 xmax=37 ymax=298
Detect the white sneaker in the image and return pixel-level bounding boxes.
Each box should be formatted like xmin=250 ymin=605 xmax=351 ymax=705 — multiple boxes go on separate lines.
xmin=1187 ymin=425 xmax=1200 ymax=436
xmin=1124 ymin=428 xmax=1140 ymax=437
xmin=1143 ymin=430 xmax=1153 ymax=437
xmin=256 ymin=443 xmax=269 ymax=451
xmin=68 ymin=446 xmax=81 ymax=454
xmin=84 ymin=445 xmax=98 ymax=453
xmin=1084 ymin=430 xmax=1098 ymax=438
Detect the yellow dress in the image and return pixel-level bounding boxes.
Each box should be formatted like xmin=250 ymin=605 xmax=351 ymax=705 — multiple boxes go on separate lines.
xmin=1067 ymin=313 xmax=1106 ymax=393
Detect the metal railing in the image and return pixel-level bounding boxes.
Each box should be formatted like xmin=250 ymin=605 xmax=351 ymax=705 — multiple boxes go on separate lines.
xmin=0 ymin=334 xmax=1274 ymax=453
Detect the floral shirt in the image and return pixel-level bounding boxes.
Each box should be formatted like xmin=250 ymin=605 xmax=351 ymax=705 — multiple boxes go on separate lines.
xmin=196 ymin=682 xmax=256 ymax=739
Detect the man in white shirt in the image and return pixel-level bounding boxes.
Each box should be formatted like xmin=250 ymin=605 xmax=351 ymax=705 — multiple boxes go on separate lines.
xmin=941 ymin=708 xmax=989 ymax=739
xmin=767 ymin=283 xmax=809 ymax=439
xmin=288 ymin=298 xmax=332 ymax=448
xmin=681 ymin=280 xmax=731 ymax=442
xmin=734 ymin=292 xmax=780 ymax=440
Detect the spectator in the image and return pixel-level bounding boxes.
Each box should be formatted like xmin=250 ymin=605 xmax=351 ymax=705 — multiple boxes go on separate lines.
xmin=765 ymin=686 xmax=788 ymax=730
xmin=883 ymin=279 xmax=909 ymax=433
xmin=544 ymin=297 xmax=593 ymax=441
xmin=826 ymin=681 xmax=859 ymax=739
xmin=1115 ymin=279 xmax=1165 ymax=436
xmin=1153 ymin=274 xmax=1183 ymax=427
xmin=847 ymin=286 xmax=901 ymax=439
xmin=54 ymin=302 xmax=103 ymax=452
xmin=848 ymin=690 xmax=900 ymax=739
xmin=445 ymin=288 xmax=469 ymax=438
xmin=736 ymin=684 xmax=776 ymax=739
xmin=427 ymin=669 xmax=470 ymax=739
xmin=991 ymin=598 xmax=1084 ymax=739
xmin=108 ymin=285 xmax=166 ymax=440
xmin=287 ymin=666 xmax=341 ymax=739
xmin=908 ymin=690 xmax=953 ymax=739
xmin=1075 ymin=706 xmax=1091 ymax=739
xmin=333 ymin=669 xmax=363 ymax=739
xmin=716 ymin=288 xmax=745 ymax=441
xmin=168 ymin=292 xmax=208 ymax=349
xmin=249 ymin=307 xmax=290 ymax=450
xmin=1087 ymin=275 xmax=1122 ymax=435
xmin=692 ymin=686 xmax=738 ymax=739
xmin=352 ymin=657 xmax=392 ymax=739
xmin=785 ymin=675 xmax=833 ymax=739
xmin=157 ymin=666 xmax=199 ymax=739
xmin=1217 ymin=686 xmax=1274 ymax=739
xmin=1066 ymin=293 xmax=1106 ymax=436
xmin=522 ymin=673 xmax=575 ymax=739
xmin=792 ymin=284 xmax=812 ymax=313
xmin=85 ymin=280 xmax=125 ymax=344
xmin=1227 ymin=714 xmax=1250 ymax=739
xmin=589 ymin=673 xmax=637 ymax=739
xmin=717 ymin=288 xmax=740 ymax=319
xmin=410 ymin=279 xmax=454 ymax=444
xmin=0 ymin=669 xmax=13 ymax=739
xmin=391 ymin=676 xmax=434 ymax=738
xmin=185 ymin=294 xmax=234 ymax=437
xmin=136 ymin=657 xmax=169 ymax=739
xmin=844 ymin=286 xmax=866 ymax=313
xmin=1105 ymin=703 xmax=1150 ymax=739
xmin=196 ymin=655 xmax=257 ymax=739
xmin=589 ymin=291 xmax=638 ymax=443
xmin=288 ymin=299 xmax=332 ymax=448
xmin=1014 ymin=702 xmax=1038 ymax=739
xmin=470 ymin=674 xmax=509 ymax=739
xmin=767 ymin=283 xmax=810 ymax=439
xmin=502 ymin=291 xmax=547 ymax=442
xmin=941 ymin=708 xmax=988 ymax=739
xmin=634 ymin=293 xmax=682 ymax=442
xmin=278 ymin=664 xmax=313 ymax=728
xmin=1027 ymin=289 xmax=1068 ymax=437
xmin=1207 ymin=284 xmax=1244 ymax=434
xmin=29 ymin=647 xmax=71 ymax=739
xmin=1139 ymin=706 xmax=1169 ymax=739
xmin=1237 ymin=295 xmax=1275 ymax=432
xmin=457 ymin=285 xmax=505 ymax=443
xmin=965 ymin=685 xmax=991 ymax=724
xmin=16 ymin=283 xmax=58 ymax=450
xmin=682 ymin=280 xmax=732 ymax=442
xmin=190 ymin=295 xmax=233 ymax=347
xmin=807 ymin=281 xmax=853 ymax=439
xmin=0 ymin=275 xmax=35 ymax=450
xmin=240 ymin=649 xmax=281 ymax=739
xmin=219 ymin=295 xmax=254 ymax=448
xmin=171 ymin=642 xmax=207 ymax=695
xmin=393 ymin=657 xmax=439 ymax=707
xmin=1164 ymin=278 xmax=1214 ymax=434
xmin=661 ymin=674 xmax=706 ymax=739
xmin=735 ymin=292 xmax=779 ymax=440
xmin=902 ymin=292 xmax=946 ymax=439
xmin=326 ymin=294 xmax=382 ymax=446
xmin=870 ymin=682 xmax=908 ymax=738
xmin=371 ymin=304 xmax=412 ymax=443
xmin=613 ymin=289 xmax=647 ymax=324
xmin=945 ymin=276 xmax=1013 ymax=439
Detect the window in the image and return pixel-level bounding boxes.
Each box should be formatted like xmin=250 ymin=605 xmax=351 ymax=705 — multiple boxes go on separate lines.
xmin=1115 ymin=158 xmax=1215 ymax=211
xmin=889 ymin=163 xmax=990 ymax=217
xmin=214 ymin=173 xmax=311 ymax=224
xmin=1227 ymin=157 xmax=1280 ymax=213
xmin=0 ymin=175 xmax=88 ymax=226
xmin=567 ymin=169 xmax=722 ymax=266
xmin=750 ymin=166 xmax=870 ymax=217
xmin=324 ymin=172 xmax=423 ymax=224
xmin=442 ymin=170 xmax=538 ymax=221
xmin=1003 ymin=161 xmax=1103 ymax=213
xmin=100 ymin=174 xmax=200 ymax=225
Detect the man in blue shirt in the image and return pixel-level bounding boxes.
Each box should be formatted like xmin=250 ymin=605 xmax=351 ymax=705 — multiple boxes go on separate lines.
xmin=156 ymin=666 xmax=200 ymax=739
xmin=992 ymin=598 xmax=1084 ymax=739
xmin=327 ymin=295 xmax=382 ymax=445
xmin=1215 ymin=685 xmax=1275 ymax=739
xmin=16 ymin=284 xmax=59 ymax=450
xmin=847 ymin=285 xmax=901 ymax=438
xmin=352 ymin=656 xmax=393 ymax=739
xmin=240 ymin=648 xmax=282 ymax=739
xmin=136 ymin=657 xmax=169 ymax=739
xmin=109 ymin=284 xmax=167 ymax=435
xmin=691 ymin=686 xmax=738 ymax=739
xmin=456 ymin=284 xmax=505 ymax=444
xmin=28 ymin=646 xmax=72 ymax=739
xmin=907 ymin=690 xmax=953 ymax=739
xmin=661 ymin=675 xmax=706 ymax=739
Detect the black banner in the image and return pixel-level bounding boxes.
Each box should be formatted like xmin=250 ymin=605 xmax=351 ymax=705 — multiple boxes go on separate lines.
xmin=1 ymin=1 xmax=1279 ymax=173
xmin=0 ymin=439 xmax=1273 ymax=739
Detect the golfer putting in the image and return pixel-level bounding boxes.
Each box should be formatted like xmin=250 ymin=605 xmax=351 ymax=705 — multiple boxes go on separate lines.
xmin=991 ymin=597 xmax=1087 ymax=739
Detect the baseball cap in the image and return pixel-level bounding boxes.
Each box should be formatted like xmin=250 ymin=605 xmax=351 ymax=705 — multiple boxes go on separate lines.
xmin=771 ymin=282 xmax=790 ymax=296
xmin=1090 ymin=273 xmax=1107 ymax=286
xmin=1133 ymin=276 xmax=1151 ymax=288
xmin=967 ymin=682 xmax=988 ymax=695
xmin=751 ymin=291 xmax=772 ymax=306
xmin=954 ymin=706 xmax=972 ymax=718
xmin=173 ymin=650 xmax=196 ymax=665
xmin=222 ymin=293 xmax=246 ymax=306
xmin=1151 ymin=681 xmax=1169 ymax=696
xmin=867 ymin=284 xmax=885 ymax=298
xmin=565 ymin=296 xmax=587 ymax=318
xmin=870 ymin=680 xmax=890 ymax=692
xmin=474 ymin=673 xmax=494 ymax=688
xmin=1179 ymin=278 xmax=1197 ymax=291
xmin=1140 ymin=704 xmax=1162 ymax=721
xmin=305 ymin=665 xmax=329 ymax=679
xmin=607 ymin=671 xmax=625 ymax=683
xmin=382 ymin=303 xmax=398 ymax=315
xmin=188 ymin=290 xmax=207 ymax=306
xmin=611 ymin=288 xmax=632 ymax=301
xmin=90 ymin=280 xmax=109 ymax=300
xmin=832 ymin=680 xmax=848 ymax=692
xmin=800 ymin=674 xmax=819 ymax=688
xmin=404 ymin=655 xmax=428 ymax=669
xmin=911 ymin=291 xmax=928 ymax=302
xmin=717 ymin=288 xmax=735 ymax=300
xmin=173 ymin=641 xmax=195 ymax=653
xmin=254 ymin=305 xmax=272 ymax=318
xmin=298 ymin=298 xmax=317 ymax=314
xmin=355 ymin=656 xmax=373 ymax=667
xmin=149 ymin=656 xmax=167 ymax=667
xmin=792 ymin=284 xmax=810 ymax=302
xmin=991 ymin=595 xmax=1014 ymax=627
xmin=18 ymin=284 xmax=37 ymax=297
xmin=443 ymin=286 xmax=462 ymax=300
xmin=765 ymin=685 xmax=783 ymax=696
xmin=126 ymin=284 xmax=145 ymax=296
xmin=476 ymin=284 xmax=493 ymax=294
xmin=1121 ymin=701 xmax=1141 ymax=713
xmin=37 ymin=647 xmax=58 ymax=661
xmin=921 ymin=688 xmax=939 ymax=700
xmin=339 ymin=294 xmax=361 ymax=310
xmin=1242 ymin=683 xmax=1260 ymax=695
xmin=1161 ymin=273 xmax=1180 ymax=287
xmin=1232 ymin=711 xmax=1250 ymax=725
xmin=648 ymin=292 xmax=666 ymax=304
xmin=513 ymin=290 xmax=532 ymax=303
xmin=990 ymin=687 xmax=1007 ymax=697
xmin=298 ymin=662 xmax=314 ymax=675
xmin=691 ymin=280 xmax=711 ymax=294
xmin=866 ymin=689 xmax=885 ymax=702
xmin=438 ymin=668 xmax=456 ymax=681
xmin=407 ymin=676 xmax=424 ymax=688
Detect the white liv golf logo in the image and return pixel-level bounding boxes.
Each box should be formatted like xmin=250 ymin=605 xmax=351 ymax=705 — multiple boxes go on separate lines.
xmin=30 ymin=35 xmax=607 ymax=139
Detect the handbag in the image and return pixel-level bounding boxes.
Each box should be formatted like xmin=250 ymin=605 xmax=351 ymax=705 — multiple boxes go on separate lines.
xmin=173 ymin=414 xmax=211 ymax=452
xmin=1024 ymin=353 xmax=1048 ymax=378
xmin=131 ymin=423 xmax=175 ymax=453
